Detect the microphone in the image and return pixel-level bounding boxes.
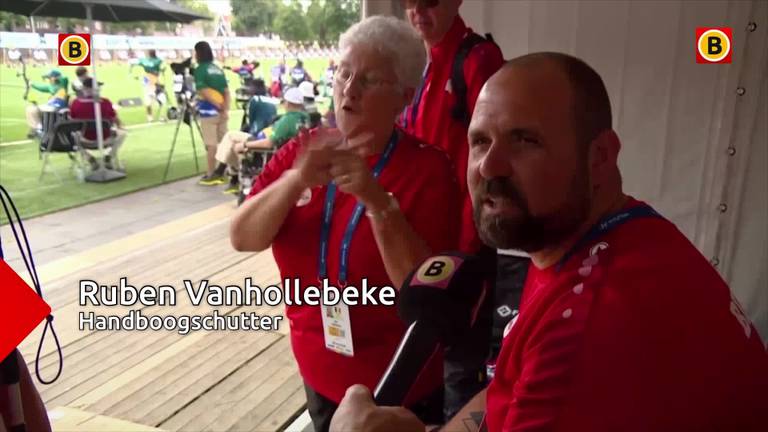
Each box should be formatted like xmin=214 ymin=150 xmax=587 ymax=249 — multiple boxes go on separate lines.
xmin=373 ymin=252 xmax=488 ymax=406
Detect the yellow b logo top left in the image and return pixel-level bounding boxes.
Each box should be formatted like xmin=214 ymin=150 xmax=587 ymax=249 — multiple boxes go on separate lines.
xmin=58 ymin=33 xmax=91 ymax=66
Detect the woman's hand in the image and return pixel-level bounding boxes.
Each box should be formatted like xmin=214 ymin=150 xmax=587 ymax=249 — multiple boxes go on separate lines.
xmin=329 ymin=149 xmax=386 ymax=207
xmin=292 ymin=128 xmax=344 ymax=189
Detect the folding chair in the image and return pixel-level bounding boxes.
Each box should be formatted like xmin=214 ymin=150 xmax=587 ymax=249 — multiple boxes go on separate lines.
xmin=38 ymin=119 xmax=88 ymax=182
xmin=71 ymin=119 xmax=123 ymax=172
xmin=37 ymin=106 xmax=71 ymax=156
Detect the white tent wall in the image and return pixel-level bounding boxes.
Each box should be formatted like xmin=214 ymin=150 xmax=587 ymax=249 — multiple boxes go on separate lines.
xmin=362 ymin=0 xmax=767 ymax=340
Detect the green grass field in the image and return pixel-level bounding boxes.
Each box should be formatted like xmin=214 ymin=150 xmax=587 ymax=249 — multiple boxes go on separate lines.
xmin=0 ymin=57 xmax=330 ymax=221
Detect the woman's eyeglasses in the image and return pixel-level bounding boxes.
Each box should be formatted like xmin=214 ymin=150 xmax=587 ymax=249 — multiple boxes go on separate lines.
xmin=334 ymin=68 xmax=398 ymax=92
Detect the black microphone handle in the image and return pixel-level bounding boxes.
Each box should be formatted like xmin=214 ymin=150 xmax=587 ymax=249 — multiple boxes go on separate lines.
xmin=373 ymin=321 xmax=440 ymax=406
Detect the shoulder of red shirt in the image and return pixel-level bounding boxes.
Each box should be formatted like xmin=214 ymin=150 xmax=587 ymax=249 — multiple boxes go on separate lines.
xmin=527 ymin=194 xmax=768 ymax=365
xmin=520 ymin=194 xmax=765 ymax=362
xmin=70 ymin=97 xmax=115 ymax=118
xmin=463 ymin=39 xmax=504 ymax=74
xmin=70 ymin=96 xmax=114 ymax=108
xmin=489 ymin=197 xmax=768 ymax=430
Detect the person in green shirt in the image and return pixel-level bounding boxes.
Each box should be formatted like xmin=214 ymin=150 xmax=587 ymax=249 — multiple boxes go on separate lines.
xmin=211 ymin=87 xmax=309 ymax=194
xmin=233 ymin=87 xmax=309 ymax=153
xmin=25 ymin=69 xmax=70 ymax=138
xmin=193 ymin=40 xmax=231 ymax=185
xmin=208 ymin=80 xmax=278 ymax=193
xmin=131 ymin=49 xmax=163 ymax=122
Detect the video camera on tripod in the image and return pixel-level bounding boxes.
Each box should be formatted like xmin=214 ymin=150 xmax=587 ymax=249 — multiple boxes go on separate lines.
xmin=162 ymin=57 xmax=203 ymax=181
xmin=167 ymin=57 xmax=196 ymax=121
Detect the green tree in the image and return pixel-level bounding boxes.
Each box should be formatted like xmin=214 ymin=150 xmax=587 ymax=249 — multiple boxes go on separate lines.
xmin=274 ymin=0 xmax=310 ymax=43
xmin=173 ymin=0 xmax=214 ymax=34
xmin=55 ymin=17 xmax=86 ymax=33
xmin=306 ymin=0 xmax=328 ymax=43
xmin=0 ymin=11 xmax=28 ymax=32
xmin=231 ymin=0 xmax=279 ymax=36
xmin=307 ymin=0 xmax=360 ymax=46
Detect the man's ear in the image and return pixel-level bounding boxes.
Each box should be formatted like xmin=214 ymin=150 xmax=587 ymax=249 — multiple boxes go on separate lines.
xmin=589 ymin=129 xmax=621 ymax=184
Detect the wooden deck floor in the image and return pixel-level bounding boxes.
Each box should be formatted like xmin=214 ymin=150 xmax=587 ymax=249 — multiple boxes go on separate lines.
xmin=19 ymin=204 xmax=306 ymax=431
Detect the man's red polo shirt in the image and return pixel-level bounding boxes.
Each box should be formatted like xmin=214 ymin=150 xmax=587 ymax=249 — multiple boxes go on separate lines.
xmin=486 ymin=198 xmax=768 ymax=431
xmin=247 ymin=128 xmax=461 ymax=404
xmin=69 ymin=97 xmax=117 ymax=141
xmin=400 ymin=16 xmax=504 ymax=253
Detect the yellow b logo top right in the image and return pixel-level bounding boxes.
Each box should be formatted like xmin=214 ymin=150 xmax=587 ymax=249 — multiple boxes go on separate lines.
xmin=696 ymin=27 xmax=732 ymax=64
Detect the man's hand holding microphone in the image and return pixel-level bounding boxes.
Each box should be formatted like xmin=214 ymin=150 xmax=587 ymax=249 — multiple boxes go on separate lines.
xmin=331 ymin=384 xmax=425 ymax=432
xmin=328 ymin=252 xmax=490 ymax=432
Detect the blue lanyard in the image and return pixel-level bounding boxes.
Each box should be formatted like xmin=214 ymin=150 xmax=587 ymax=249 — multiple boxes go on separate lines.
xmin=318 ymin=131 xmax=399 ymax=285
xmin=555 ymin=204 xmax=662 ymax=272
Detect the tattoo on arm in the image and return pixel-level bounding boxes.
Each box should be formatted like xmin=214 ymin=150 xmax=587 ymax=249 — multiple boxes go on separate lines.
xmin=461 ymin=411 xmax=484 ymax=431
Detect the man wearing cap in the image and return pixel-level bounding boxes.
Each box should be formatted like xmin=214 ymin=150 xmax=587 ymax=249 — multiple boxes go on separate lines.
xmin=25 ymin=69 xmax=70 ymax=138
xmin=69 ymin=78 xmax=126 ymax=171
xmin=72 ymin=66 xmax=90 ymax=98
xmin=208 ymin=87 xmax=308 ymax=193
xmin=241 ymin=87 xmax=309 ymax=151
xmin=299 ymin=80 xmax=319 ymax=114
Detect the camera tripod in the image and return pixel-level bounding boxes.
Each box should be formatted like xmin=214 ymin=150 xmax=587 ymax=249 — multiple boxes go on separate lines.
xmin=162 ymin=96 xmax=202 ymax=182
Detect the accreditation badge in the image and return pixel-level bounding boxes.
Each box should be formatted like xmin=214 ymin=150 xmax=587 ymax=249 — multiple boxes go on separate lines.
xmin=320 ymin=303 xmax=354 ymax=357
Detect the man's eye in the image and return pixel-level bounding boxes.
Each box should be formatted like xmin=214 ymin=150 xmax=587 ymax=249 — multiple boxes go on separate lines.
xmin=511 ymin=134 xmax=538 ymax=146
xmin=471 ymin=137 xmax=490 ymax=147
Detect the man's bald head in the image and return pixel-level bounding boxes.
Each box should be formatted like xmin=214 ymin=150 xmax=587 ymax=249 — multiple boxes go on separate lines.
xmin=500 ymin=52 xmax=613 ymax=149
xmin=467 ymin=52 xmax=621 ymax=252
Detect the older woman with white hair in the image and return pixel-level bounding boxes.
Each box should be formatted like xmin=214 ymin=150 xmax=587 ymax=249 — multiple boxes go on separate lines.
xmin=230 ymin=16 xmax=461 ymax=431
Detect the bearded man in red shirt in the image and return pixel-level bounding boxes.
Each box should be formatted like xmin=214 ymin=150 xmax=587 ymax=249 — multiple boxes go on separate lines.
xmin=330 ymin=52 xmax=768 ymax=432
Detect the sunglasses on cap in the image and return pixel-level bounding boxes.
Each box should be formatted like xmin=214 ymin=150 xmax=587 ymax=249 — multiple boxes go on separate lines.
xmin=402 ymin=0 xmax=440 ymax=9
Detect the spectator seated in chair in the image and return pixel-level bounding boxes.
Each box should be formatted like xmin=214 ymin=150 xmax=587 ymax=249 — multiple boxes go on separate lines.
xmin=25 ymin=69 xmax=70 ymax=139
xmin=210 ymin=87 xmax=310 ymax=194
xmin=69 ymin=78 xmax=127 ymax=171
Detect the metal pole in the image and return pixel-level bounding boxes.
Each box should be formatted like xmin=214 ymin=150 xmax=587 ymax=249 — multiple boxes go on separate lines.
xmin=84 ymin=4 xmax=125 ymax=182
xmin=88 ymin=4 xmax=106 ymax=170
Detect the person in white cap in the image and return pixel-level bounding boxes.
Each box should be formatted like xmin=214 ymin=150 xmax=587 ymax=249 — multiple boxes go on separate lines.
xmin=299 ymin=80 xmax=318 ymax=114
xmin=233 ymin=87 xmax=309 ymax=153
xmin=208 ymin=86 xmax=310 ymax=194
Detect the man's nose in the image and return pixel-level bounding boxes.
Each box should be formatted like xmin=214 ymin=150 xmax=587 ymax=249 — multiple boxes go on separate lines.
xmin=479 ymin=141 xmax=513 ymax=179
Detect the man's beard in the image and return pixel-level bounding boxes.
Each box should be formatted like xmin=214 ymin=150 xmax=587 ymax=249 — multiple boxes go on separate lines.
xmin=473 ymin=171 xmax=591 ymax=253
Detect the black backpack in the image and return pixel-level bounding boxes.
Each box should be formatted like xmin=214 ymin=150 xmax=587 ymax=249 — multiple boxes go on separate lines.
xmin=450 ymin=32 xmax=499 ymax=125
